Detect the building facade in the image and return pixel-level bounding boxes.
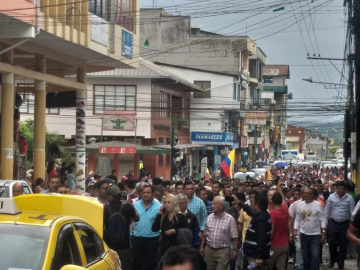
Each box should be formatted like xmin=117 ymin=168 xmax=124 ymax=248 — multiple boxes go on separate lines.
xmin=21 ymin=59 xmax=200 ymax=180
xmin=0 ymin=0 xmax=140 ymax=187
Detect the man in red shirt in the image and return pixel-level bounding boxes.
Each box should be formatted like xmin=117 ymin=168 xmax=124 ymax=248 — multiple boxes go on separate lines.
xmin=267 ymin=192 xmax=289 ymax=270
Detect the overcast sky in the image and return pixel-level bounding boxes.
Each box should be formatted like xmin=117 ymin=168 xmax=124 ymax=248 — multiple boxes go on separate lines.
xmin=140 ymin=0 xmax=348 ymax=132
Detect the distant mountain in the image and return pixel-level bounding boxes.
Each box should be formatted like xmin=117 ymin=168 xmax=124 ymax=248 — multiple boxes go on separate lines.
xmin=288 ymin=120 xmax=344 ymax=138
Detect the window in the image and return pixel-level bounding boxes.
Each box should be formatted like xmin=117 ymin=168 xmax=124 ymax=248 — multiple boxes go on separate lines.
xmin=233 ymin=83 xmax=241 ymax=101
xmin=233 ymin=83 xmax=236 ymax=100
xmin=74 ymin=223 xmax=105 ymax=266
xmin=19 ymin=94 xmax=59 ymax=114
xmin=52 ymin=224 xmax=81 ymax=270
xmin=94 ymin=85 xmax=136 ymax=114
xmin=159 ymin=137 xmax=164 ymax=145
xmin=89 ymin=0 xmax=136 ymax=33
xmin=0 ymin=224 xmax=50 ymax=270
xmin=160 ymin=92 xmax=170 ymax=118
xmin=166 ymin=138 xmax=170 ymax=145
xmin=158 ymin=154 xmax=163 ymax=167
xmin=193 ymin=81 xmax=211 ymax=98
xmin=166 ymin=154 xmax=170 ymax=166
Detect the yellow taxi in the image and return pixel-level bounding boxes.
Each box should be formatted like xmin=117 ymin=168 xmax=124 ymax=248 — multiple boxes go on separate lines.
xmin=0 ymin=194 xmax=121 ymax=270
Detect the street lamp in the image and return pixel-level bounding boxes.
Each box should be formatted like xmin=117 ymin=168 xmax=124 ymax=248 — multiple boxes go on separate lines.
xmin=302 ymin=77 xmax=348 ymax=86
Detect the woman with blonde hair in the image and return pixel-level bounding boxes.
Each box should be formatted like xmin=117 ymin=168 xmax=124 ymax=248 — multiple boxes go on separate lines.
xmin=152 ymin=193 xmax=188 ymax=261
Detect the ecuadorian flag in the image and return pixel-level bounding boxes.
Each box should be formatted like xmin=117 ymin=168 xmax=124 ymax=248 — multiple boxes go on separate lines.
xmin=220 ymin=149 xmax=235 ymax=178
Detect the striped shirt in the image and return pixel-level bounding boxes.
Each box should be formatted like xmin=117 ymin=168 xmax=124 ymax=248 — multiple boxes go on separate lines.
xmin=203 ymin=211 xmax=238 ymax=249
xmin=188 ymin=195 xmax=207 ymax=231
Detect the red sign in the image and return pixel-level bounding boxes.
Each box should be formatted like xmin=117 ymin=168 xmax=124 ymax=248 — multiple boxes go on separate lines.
xmin=99 ymin=146 xmax=136 ymax=154
xmin=240 ymin=136 xmax=247 ymax=149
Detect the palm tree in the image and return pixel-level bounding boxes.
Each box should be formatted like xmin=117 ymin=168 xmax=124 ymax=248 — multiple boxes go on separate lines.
xmin=19 ymin=119 xmax=66 ymax=164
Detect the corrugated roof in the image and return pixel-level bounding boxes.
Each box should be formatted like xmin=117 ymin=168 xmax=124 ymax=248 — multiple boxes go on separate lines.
xmin=263 ymin=65 xmax=290 ymax=78
xmin=87 ymin=58 xmax=202 ymax=92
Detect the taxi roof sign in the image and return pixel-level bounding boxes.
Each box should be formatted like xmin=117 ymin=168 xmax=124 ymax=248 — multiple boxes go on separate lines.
xmin=0 ymin=198 xmax=21 ymax=214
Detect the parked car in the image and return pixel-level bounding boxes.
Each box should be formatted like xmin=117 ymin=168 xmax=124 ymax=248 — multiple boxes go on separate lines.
xmin=250 ymin=168 xmax=267 ymax=177
xmin=297 ymin=162 xmax=313 ymax=168
xmin=0 ymin=180 xmax=33 ymax=198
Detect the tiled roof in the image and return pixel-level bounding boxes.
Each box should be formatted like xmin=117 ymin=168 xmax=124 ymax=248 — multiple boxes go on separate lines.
xmin=87 ymin=58 xmax=202 ymax=92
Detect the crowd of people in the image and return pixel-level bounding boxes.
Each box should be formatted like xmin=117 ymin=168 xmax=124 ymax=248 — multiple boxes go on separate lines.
xmin=13 ymin=162 xmax=360 ymax=270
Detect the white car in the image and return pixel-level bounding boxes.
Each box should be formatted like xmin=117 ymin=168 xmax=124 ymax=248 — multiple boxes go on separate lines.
xmin=322 ymin=163 xmax=341 ymax=169
xmin=250 ymin=168 xmax=267 ymax=177
xmin=0 ymin=180 xmax=33 ymax=198
xmin=234 ymin=172 xmax=256 ymax=181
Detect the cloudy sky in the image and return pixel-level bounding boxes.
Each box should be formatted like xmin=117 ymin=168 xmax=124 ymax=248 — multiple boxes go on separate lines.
xmin=140 ymin=0 xmax=348 ymax=133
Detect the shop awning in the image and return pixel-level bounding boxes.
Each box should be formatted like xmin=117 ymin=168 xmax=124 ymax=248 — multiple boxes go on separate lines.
xmin=153 ymin=144 xmax=206 ymax=149
xmin=63 ymin=141 xmax=169 ymax=154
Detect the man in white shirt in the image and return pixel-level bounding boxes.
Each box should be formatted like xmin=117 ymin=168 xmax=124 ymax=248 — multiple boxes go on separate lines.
xmin=294 ymin=187 xmax=326 ymax=270
xmin=288 ymin=187 xmax=302 ymax=270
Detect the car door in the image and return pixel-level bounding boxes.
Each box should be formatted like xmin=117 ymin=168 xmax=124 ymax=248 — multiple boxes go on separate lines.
xmin=51 ymin=223 xmax=82 ymax=270
xmin=73 ymin=222 xmax=120 ymax=270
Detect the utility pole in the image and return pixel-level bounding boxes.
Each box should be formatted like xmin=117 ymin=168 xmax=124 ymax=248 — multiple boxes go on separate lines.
xmin=354 ymin=0 xmax=360 ymax=189
xmin=170 ymin=126 xmax=175 ymax=181
xmin=344 ymin=109 xmax=350 ymax=181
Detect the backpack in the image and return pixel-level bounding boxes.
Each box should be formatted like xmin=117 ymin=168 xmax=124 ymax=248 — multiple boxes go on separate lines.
xmin=105 ymin=202 xmax=127 ymax=244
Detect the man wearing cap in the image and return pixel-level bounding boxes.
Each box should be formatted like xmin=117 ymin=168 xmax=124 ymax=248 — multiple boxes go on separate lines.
xmin=104 ymin=185 xmax=139 ymax=270
xmin=85 ymin=171 xmax=95 ymax=187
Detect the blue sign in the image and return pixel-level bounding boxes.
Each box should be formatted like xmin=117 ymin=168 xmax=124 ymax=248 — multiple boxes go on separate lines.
xmin=122 ymin=30 xmax=133 ymax=59
xmin=191 ymin=132 xmax=234 ymax=145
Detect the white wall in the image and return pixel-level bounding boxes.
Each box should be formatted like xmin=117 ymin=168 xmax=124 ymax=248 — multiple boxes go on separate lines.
xmin=158 ymin=65 xmax=240 ymax=133
xmin=21 ymin=78 xmax=152 ymax=139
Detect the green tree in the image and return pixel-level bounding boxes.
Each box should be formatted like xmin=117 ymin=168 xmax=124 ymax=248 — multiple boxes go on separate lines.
xmin=328 ymin=146 xmax=339 ymax=159
xmin=19 ymin=119 xmax=66 ymax=164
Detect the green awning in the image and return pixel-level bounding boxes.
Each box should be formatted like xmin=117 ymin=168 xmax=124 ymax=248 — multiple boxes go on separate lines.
xmin=63 ymin=141 xmax=169 ymax=154
xmin=263 ymin=86 xmax=288 ymax=93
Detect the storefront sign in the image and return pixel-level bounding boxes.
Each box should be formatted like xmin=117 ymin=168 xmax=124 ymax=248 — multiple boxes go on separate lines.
xmin=103 ymin=111 xmax=136 ymax=131
xmin=91 ymin=15 xmax=108 ymax=46
xmin=263 ymin=69 xmax=279 ymax=76
xmin=191 ymin=132 xmax=234 ymax=145
xmin=245 ymin=118 xmax=266 ymax=125
xmin=122 ymin=30 xmax=134 ymax=59
xmin=99 ymin=146 xmax=136 ymax=154
xmin=245 ymin=112 xmax=267 ymax=126
xmin=274 ymin=124 xmax=281 ymax=143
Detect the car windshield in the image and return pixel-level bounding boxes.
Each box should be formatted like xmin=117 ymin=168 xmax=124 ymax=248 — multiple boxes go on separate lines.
xmin=307 ymin=157 xmax=317 ymax=161
xmin=0 ymin=224 xmax=50 ymax=269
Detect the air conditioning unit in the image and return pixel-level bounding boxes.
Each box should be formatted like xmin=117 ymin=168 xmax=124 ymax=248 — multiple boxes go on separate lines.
xmin=271 ymin=100 xmax=276 ymax=105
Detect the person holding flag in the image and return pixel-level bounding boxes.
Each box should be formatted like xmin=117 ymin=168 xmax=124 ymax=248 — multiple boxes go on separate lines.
xmin=220 ymin=149 xmax=236 ymax=179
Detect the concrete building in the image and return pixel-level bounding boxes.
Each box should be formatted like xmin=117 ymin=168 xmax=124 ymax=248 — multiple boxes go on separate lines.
xmin=246 ymin=47 xmax=267 ymax=160
xmin=0 ymin=0 xmax=140 ymax=186
xmin=21 ymin=59 xmax=201 ymax=180
xmin=156 ymin=63 xmax=242 ymax=173
xmin=306 ymin=133 xmax=329 ymax=160
xmin=263 ymin=65 xmax=291 ymax=157
xmin=285 ymin=125 xmax=311 ymax=154
xmin=139 ymin=8 xmax=258 ymax=171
